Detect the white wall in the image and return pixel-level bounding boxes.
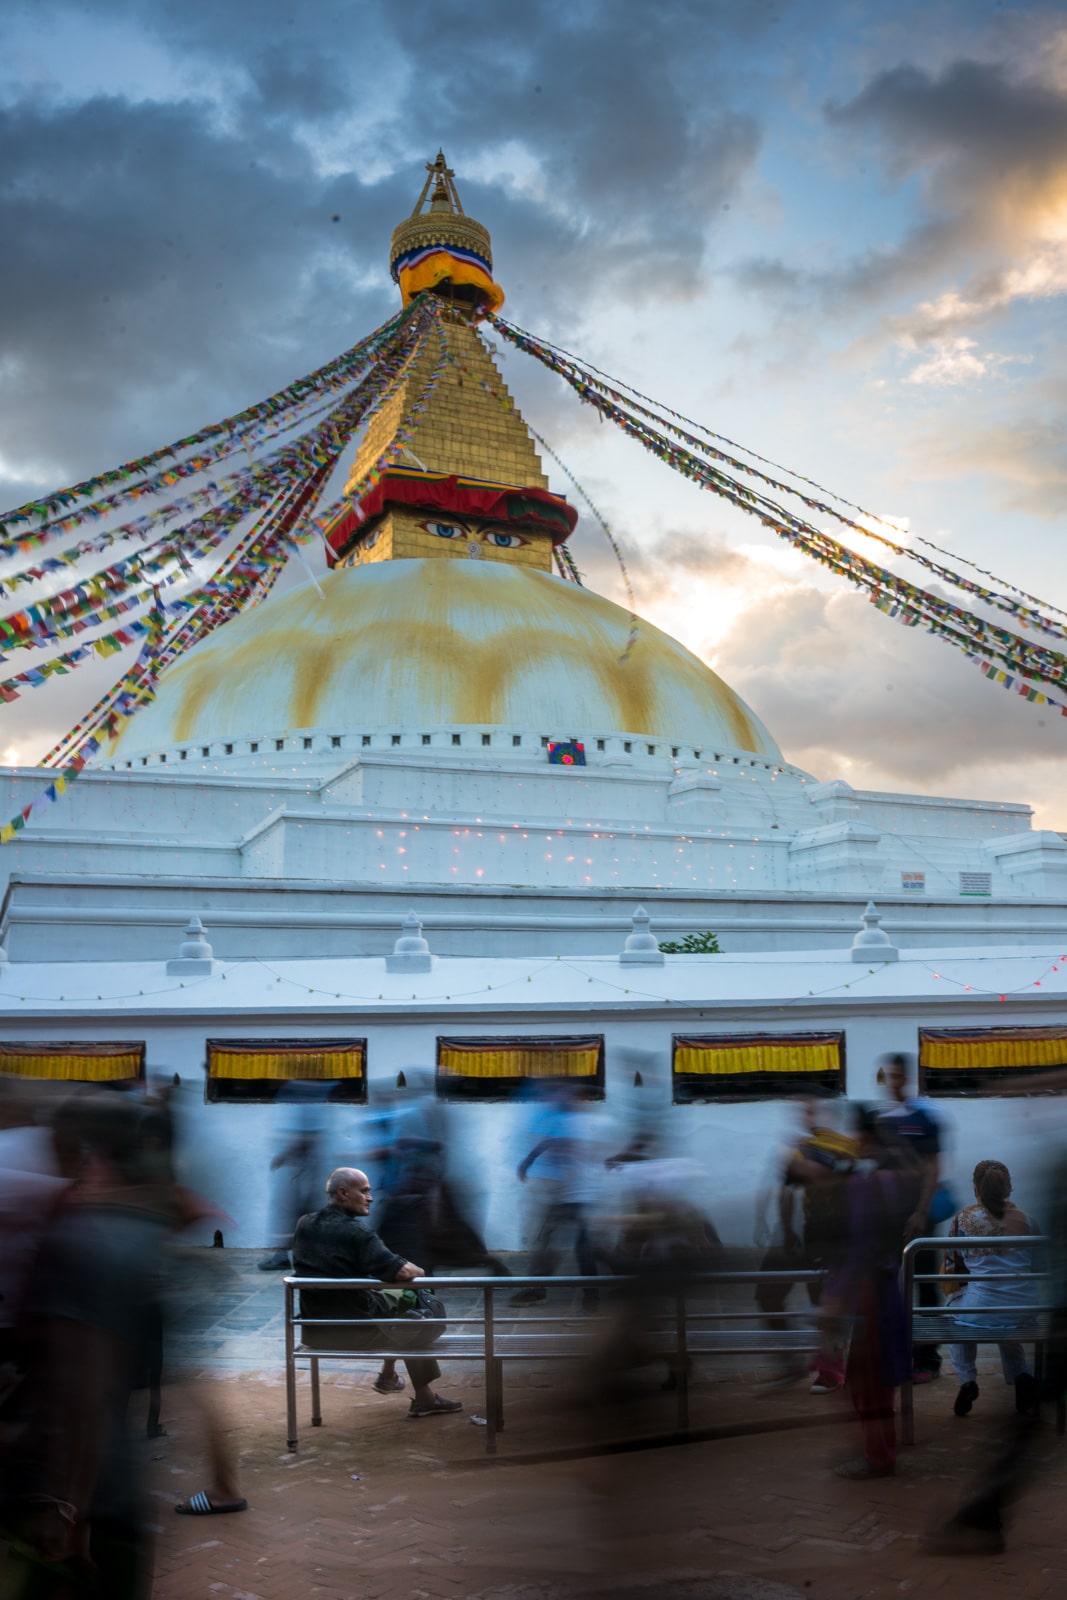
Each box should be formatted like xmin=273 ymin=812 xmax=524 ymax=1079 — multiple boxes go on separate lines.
xmin=10 ymin=998 xmax=1067 ymax=1251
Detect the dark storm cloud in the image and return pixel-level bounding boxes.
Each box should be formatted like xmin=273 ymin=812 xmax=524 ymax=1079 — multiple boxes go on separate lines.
xmin=0 ymin=93 xmax=408 ymax=501
xmin=826 ymin=58 xmax=1067 ymax=181
xmin=0 ymin=0 xmax=771 ymax=502
xmin=736 ymin=55 xmax=1067 ymax=321
xmin=381 ymin=0 xmax=762 ymax=301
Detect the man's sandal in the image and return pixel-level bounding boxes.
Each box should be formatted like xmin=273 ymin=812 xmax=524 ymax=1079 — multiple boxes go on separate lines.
xmin=175 ymin=1492 xmax=248 ymax=1515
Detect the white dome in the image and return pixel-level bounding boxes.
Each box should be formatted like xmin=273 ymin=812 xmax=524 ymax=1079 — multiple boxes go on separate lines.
xmin=112 ymin=559 xmax=782 ymax=761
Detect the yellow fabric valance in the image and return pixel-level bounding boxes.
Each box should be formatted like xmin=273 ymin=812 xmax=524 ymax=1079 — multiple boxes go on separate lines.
xmin=920 ymin=1030 xmax=1067 ymax=1072
xmin=674 ymin=1036 xmax=842 ymax=1077
xmin=0 ymin=1043 xmax=144 ymax=1082
xmin=438 ymin=1041 xmax=602 ymax=1080
xmin=208 ymin=1042 xmax=365 ymax=1081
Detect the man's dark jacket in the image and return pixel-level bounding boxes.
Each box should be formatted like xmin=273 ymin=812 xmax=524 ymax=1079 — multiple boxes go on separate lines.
xmin=289 ymin=1203 xmax=447 ymax=1350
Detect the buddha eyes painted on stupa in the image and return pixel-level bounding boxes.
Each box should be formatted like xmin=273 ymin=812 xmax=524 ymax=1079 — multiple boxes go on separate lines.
xmin=418 ymin=519 xmax=530 ymax=550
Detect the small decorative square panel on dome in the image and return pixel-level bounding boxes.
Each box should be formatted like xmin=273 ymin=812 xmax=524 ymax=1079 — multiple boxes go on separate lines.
xmin=548 ymin=740 xmax=586 ymax=766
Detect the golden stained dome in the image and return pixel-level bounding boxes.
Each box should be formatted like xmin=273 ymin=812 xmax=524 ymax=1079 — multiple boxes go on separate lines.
xmin=110 ymin=560 xmax=782 ymax=762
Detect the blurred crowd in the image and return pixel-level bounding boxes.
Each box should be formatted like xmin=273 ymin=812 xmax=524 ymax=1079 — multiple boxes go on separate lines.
xmin=1 ymin=1050 xmax=1065 ymax=1593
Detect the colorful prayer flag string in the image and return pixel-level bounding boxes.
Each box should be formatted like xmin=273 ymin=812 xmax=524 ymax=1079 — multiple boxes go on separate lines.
xmin=487 ymin=315 xmax=1067 ymax=703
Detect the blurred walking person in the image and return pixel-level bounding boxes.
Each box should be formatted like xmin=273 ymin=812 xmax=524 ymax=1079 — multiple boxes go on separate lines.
xmin=756 ymin=1097 xmax=856 ymax=1391
xmin=876 ymin=1052 xmax=952 ymax=1382
xmin=820 ymin=1108 xmax=922 ymax=1479
xmin=511 ymin=1082 xmax=608 ymax=1310
xmin=258 ymin=1085 xmax=326 ymax=1271
xmin=1 ymin=1094 xmax=169 ymax=1598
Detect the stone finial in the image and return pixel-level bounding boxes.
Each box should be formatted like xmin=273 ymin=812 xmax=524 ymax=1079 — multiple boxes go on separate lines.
xmin=385 ymin=910 xmax=433 ymax=974
xmin=850 ymin=901 xmax=898 ymax=964
xmin=166 ymin=915 xmax=220 ymax=976
xmin=620 ymin=905 xmax=665 ymax=966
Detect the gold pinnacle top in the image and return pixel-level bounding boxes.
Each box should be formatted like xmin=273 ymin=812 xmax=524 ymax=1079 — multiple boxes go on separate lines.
xmin=390 ymin=150 xmax=494 ymax=288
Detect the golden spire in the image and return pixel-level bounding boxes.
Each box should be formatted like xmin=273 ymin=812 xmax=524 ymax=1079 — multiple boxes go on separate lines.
xmin=324 ymin=156 xmax=576 ymax=575
xmin=389 ymin=150 xmax=501 ymax=313
xmin=417 ymin=150 xmax=465 ymax=215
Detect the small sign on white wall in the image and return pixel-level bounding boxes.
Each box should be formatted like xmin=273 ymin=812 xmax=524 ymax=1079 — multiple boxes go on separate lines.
xmin=901 ymin=871 xmax=925 ymax=894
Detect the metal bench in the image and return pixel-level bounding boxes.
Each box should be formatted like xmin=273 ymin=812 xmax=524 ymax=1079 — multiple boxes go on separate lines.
xmin=900 ymin=1234 xmax=1065 ymax=1444
xmin=284 ymin=1270 xmax=823 ymax=1454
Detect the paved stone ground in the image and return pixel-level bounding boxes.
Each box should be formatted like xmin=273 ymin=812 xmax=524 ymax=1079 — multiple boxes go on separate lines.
xmin=142 ymin=1249 xmax=1067 ymax=1600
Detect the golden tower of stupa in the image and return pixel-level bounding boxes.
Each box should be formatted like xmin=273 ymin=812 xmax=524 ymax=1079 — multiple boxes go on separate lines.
xmin=329 ymin=152 xmax=575 ymax=578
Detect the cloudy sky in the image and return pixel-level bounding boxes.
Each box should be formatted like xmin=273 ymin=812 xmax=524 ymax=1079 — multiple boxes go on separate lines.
xmin=2 ymin=0 xmax=1066 ymax=823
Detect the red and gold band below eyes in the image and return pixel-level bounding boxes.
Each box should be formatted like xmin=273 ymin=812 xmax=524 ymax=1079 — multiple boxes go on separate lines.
xmin=323 ymin=467 xmax=577 ymax=562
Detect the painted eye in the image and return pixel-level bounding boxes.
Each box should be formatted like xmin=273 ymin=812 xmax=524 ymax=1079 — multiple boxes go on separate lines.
xmin=423 ymin=521 xmax=465 ymax=539
xmin=488 ymin=531 xmax=524 ymax=548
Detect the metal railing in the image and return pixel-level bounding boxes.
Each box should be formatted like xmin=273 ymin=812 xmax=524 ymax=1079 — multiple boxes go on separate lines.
xmin=283 ymin=1268 xmax=824 ymax=1453
xmin=900 ymin=1234 xmax=1058 ymax=1445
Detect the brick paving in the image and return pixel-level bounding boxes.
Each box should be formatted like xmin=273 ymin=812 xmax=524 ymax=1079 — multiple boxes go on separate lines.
xmin=143 ymin=1250 xmax=1067 ymax=1600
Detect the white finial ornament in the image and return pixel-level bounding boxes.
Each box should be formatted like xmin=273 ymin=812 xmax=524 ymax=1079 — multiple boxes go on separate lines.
xmin=620 ymin=905 xmax=665 ymax=966
xmin=166 ymin=915 xmax=220 ymax=975
xmin=850 ymin=901 xmax=898 ymax=964
xmin=386 ymin=910 xmax=434 ymax=973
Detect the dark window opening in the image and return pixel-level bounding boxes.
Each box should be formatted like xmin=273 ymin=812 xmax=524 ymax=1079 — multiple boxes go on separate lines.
xmin=919 ymin=1027 xmax=1067 ymax=1097
xmin=0 ymin=1041 xmax=145 ymax=1086
xmin=436 ymin=1034 xmax=605 ymax=1103
xmin=672 ymin=1032 xmax=845 ymax=1103
xmin=205 ymin=1037 xmax=367 ymax=1105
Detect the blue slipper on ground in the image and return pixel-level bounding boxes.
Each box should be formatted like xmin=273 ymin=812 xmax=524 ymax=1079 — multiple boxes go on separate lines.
xmin=175 ymin=1491 xmax=248 ymax=1515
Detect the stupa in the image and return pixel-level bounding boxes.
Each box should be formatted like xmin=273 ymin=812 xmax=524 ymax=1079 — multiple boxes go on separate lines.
xmin=107 ymin=153 xmax=779 ymax=772
xmin=2 ymin=154 xmax=1065 ymax=964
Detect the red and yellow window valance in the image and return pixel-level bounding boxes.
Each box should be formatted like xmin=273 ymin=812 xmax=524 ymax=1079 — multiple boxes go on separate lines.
xmin=437 ymin=1036 xmax=605 ymax=1100
xmin=207 ymin=1039 xmax=366 ymax=1081
xmin=0 ymin=1042 xmax=144 ymax=1082
xmin=672 ymin=1033 xmax=844 ymax=1102
xmin=438 ymin=1036 xmax=603 ymax=1082
xmin=920 ymin=1027 xmax=1067 ymax=1073
xmin=674 ymin=1034 xmax=842 ymax=1077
